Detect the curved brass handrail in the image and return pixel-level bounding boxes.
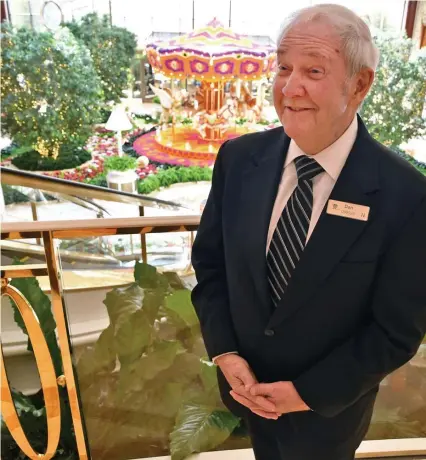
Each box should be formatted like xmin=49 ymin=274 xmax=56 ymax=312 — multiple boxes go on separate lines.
xmin=1 ymin=281 xmax=61 ymax=460
xmin=1 ymin=167 xmax=184 ymax=210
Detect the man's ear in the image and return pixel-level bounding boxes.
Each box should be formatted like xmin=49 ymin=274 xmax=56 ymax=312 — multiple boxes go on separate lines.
xmin=354 ymin=67 xmax=375 ymax=104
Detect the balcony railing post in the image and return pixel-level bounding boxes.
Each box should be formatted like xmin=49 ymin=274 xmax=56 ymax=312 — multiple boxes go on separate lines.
xmin=42 ymin=231 xmax=90 ymax=460
xmin=139 ymin=206 xmax=148 ymax=263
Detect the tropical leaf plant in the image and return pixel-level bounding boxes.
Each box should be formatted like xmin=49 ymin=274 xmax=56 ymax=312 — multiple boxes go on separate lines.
xmin=76 ymin=261 xmax=242 ymax=459
xmin=1 ymin=260 xmax=242 ymax=459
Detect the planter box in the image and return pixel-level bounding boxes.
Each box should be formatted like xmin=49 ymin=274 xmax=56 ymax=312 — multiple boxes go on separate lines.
xmin=107 ymin=169 xmax=138 ymax=193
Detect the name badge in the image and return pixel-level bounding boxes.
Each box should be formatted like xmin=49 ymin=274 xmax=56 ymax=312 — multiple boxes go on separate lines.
xmin=327 ymin=199 xmax=370 ymax=221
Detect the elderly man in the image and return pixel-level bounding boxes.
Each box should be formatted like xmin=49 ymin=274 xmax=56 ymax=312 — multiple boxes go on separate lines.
xmin=191 ymin=4 xmax=426 ymax=460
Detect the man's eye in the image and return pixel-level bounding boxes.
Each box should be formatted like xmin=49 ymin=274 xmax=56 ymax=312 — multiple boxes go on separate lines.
xmin=310 ymin=69 xmax=322 ymax=74
xmin=279 ymin=65 xmax=289 ymax=71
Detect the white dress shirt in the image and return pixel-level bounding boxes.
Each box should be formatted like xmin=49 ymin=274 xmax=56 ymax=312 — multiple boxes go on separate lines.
xmin=213 ymin=115 xmax=358 ymax=363
xmin=267 ymin=115 xmax=358 ymax=250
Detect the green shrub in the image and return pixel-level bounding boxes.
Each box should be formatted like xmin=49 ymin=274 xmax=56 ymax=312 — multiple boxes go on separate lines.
xmin=152 ymin=95 xmax=161 ymax=104
xmin=1 ymin=24 xmax=102 ymax=157
xmin=85 ymin=173 xmax=108 ymax=187
xmin=104 ymin=155 xmax=137 ymax=172
xmin=11 ymin=145 xmax=91 ymax=171
xmin=137 ymin=174 xmax=162 ymax=194
xmin=65 ymin=13 xmax=137 ymax=103
xmin=361 ymin=34 xmax=426 ymax=148
xmin=137 ymin=166 xmax=212 ymax=194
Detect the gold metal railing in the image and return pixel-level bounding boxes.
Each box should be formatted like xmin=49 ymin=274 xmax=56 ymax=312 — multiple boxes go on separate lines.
xmin=1 ymin=216 xmax=199 ymax=460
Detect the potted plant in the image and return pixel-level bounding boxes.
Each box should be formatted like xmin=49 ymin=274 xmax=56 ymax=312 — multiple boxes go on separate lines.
xmin=104 ymin=155 xmax=138 ymax=193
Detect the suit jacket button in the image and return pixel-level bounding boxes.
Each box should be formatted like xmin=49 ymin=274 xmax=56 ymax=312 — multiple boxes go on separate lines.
xmin=264 ymin=329 xmax=275 ymax=337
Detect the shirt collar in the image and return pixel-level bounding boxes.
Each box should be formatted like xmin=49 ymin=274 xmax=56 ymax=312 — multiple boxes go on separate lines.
xmin=285 ymin=116 xmax=358 ymax=181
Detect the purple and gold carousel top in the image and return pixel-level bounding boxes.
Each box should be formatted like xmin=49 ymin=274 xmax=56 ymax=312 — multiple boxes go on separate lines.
xmin=146 ymin=18 xmax=276 ymax=81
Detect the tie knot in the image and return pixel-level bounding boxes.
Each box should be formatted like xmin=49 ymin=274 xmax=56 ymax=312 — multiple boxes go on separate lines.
xmin=294 ymin=155 xmax=324 ymax=182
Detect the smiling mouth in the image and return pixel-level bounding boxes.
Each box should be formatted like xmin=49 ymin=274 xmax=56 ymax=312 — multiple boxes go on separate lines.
xmin=285 ymin=107 xmax=312 ymax=112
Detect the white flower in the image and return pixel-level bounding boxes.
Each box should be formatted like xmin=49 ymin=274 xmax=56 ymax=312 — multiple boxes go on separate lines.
xmin=17 ymin=74 xmax=26 ymax=88
xmin=38 ymin=100 xmax=48 ymax=114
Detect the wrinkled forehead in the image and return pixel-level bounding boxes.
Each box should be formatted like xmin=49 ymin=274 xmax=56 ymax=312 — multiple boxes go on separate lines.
xmin=277 ymin=21 xmax=342 ymax=61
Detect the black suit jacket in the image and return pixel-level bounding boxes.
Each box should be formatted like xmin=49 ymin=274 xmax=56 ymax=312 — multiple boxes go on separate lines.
xmin=191 ymin=117 xmax=426 ymax=432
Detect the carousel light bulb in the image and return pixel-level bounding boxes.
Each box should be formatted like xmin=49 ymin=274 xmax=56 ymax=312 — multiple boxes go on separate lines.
xmin=185 ymin=142 xmax=192 ymax=151
xmin=208 ymin=144 xmax=214 ymax=153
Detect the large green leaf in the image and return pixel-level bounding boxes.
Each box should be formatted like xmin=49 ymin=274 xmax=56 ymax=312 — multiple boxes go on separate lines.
xmin=164 ymin=290 xmax=199 ymax=328
xmin=103 ymin=283 xmax=144 ymax=327
xmin=134 ymin=261 xmax=168 ymax=290
xmin=103 ymin=283 xmax=152 ymax=365
xmin=117 ymin=340 xmax=184 ymax=396
xmin=137 ymin=340 xmax=184 ymax=381
xmin=142 ymin=290 xmax=164 ymax=325
xmin=170 ymin=403 xmax=240 ymax=460
xmin=9 ymin=273 xmax=62 ymax=375
xmin=77 ymin=326 xmax=116 ymax=386
xmin=115 ymin=310 xmax=152 ymax=365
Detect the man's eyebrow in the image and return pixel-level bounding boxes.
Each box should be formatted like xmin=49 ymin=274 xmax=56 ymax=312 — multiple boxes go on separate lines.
xmin=277 ymin=48 xmax=330 ymax=60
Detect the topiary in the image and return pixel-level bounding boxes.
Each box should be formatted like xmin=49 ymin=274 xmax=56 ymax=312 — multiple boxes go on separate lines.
xmin=1 ymin=23 xmax=103 ymax=159
xmin=65 ymin=13 xmax=137 ymax=103
xmin=361 ymin=34 xmax=426 ymax=148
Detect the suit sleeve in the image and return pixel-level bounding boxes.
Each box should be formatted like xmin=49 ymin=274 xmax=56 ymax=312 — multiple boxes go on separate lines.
xmin=294 ymin=196 xmax=426 ymax=417
xmin=191 ymin=142 xmax=239 ymax=360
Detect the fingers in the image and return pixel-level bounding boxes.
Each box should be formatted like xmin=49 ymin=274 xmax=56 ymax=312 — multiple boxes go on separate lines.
xmin=230 ymin=390 xmax=279 ymax=420
xmin=251 ymin=408 xmax=280 ymax=420
xmin=234 ymin=385 xmax=277 ymax=412
xmin=231 ymin=383 xmax=277 ymax=412
xmin=250 ymin=383 xmax=275 ymax=398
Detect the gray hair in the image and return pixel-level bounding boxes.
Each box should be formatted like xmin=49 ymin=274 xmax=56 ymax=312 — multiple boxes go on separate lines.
xmin=276 ymin=3 xmax=380 ymax=77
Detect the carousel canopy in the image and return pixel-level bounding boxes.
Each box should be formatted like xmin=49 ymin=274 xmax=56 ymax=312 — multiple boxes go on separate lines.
xmin=146 ymin=18 xmax=276 ymax=82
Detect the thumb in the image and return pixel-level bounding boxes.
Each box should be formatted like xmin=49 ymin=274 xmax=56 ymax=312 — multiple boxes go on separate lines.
xmin=250 ymin=383 xmax=274 ymax=397
xmin=235 ymin=366 xmax=257 ymax=387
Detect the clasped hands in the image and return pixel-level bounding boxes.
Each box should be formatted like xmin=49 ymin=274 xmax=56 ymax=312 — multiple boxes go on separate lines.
xmin=216 ymin=354 xmax=310 ymax=420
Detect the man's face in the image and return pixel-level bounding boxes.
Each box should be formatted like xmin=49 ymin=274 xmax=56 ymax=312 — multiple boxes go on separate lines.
xmin=273 ymin=21 xmax=356 ymax=151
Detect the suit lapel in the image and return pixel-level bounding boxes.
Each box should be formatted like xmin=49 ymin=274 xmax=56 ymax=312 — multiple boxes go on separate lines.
xmin=267 ymin=117 xmax=381 ymax=328
xmin=239 ymin=128 xmax=290 ymax=317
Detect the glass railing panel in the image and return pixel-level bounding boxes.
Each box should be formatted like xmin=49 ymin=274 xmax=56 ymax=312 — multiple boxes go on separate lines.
xmin=56 ymin=232 xmax=250 ymax=459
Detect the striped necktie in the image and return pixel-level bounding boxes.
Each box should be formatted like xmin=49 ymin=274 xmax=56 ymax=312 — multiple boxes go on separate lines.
xmin=267 ymin=155 xmax=324 ymax=307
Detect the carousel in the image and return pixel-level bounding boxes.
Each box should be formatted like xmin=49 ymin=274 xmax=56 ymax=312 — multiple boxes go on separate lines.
xmin=134 ymin=18 xmax=276 ymax=166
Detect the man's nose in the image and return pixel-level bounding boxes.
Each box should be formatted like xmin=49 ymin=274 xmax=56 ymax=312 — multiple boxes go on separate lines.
xmin=281 ymin=73 xmax=305 ymax=98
